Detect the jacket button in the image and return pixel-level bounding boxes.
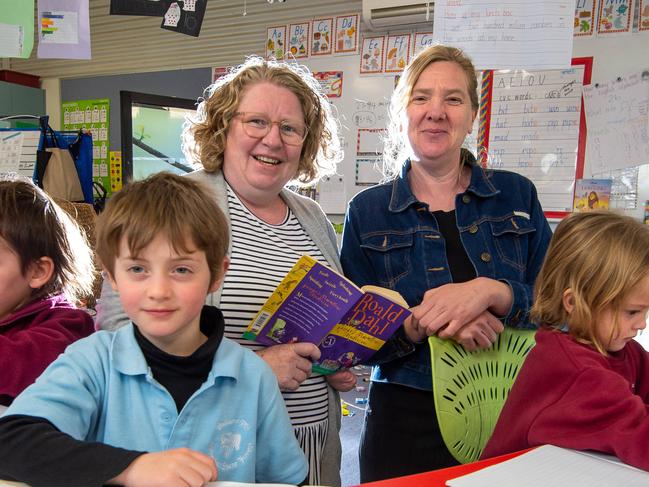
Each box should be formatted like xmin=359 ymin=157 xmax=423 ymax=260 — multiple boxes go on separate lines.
xmin=469 ymin=225 xmax=478 ymax=234
xmin=462 ymin=195 xmax=471 ymax=204
xmin=480 ymin=252 xmax=491 ymax=262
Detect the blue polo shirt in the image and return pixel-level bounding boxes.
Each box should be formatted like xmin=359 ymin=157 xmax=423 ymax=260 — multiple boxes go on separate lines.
xmin=6 ymin=325 xmax=307 ymax=484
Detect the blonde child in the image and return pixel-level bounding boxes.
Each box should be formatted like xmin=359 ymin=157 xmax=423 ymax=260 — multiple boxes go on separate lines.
xmin=0 ymin=172 xmax=307 ymax=486
xmin=0 ymin=177 xmax=95 ymax=406
xmin=482 ymin=211 xmax=649 ymax=471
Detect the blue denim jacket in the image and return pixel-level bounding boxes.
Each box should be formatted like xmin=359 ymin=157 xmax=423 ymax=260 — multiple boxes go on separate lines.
xmin=340 ymin=158 xmax=552 ymax=390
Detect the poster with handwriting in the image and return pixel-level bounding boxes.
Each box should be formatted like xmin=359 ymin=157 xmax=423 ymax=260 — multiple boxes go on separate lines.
xmin=288 ymin=22 xmax=309 ymax=59
xmin=574 ymin=0 xmax=596 ymax=36
xmin=583 ymin=74 xmax=649 ymax=174
xmin=413 ymin=32 xmax=434 ymax=57
xmin=384 ymin=34 xmax=410 ymax=73
xmin=479 ymin=63 xmax=588 ymax=216
xmin=266 ymin=25 xmax=286 ymax=60
xmin=360 ymin=36 xmax=385 ymax=74
xmin=334 ymin=14 xmax=359 ymax=54
xmin=638 ymin=0 xmax=649 ymax=30
xmin=597 ymin=0 xmax=633 ymax=34
xmin=433 ymin=0 xmax=574 ymax=70
xmin=311 ymin=18 xmax=332 ymax=56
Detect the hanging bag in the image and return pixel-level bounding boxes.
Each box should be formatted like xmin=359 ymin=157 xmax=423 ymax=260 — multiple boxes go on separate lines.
xmin=36 ymin=120 xmax=86 ymax=202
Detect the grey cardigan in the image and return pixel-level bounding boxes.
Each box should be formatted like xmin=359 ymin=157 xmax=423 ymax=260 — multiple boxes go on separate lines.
xmin=95 ymin=169 xmax=342 ymax=487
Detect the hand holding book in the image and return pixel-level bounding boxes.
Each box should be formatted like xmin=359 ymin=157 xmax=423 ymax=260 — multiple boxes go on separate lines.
xmin=244 ymin=255 xmax=411 ymax=374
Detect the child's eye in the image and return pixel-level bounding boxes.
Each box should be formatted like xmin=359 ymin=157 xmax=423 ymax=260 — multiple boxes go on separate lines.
xmin=127 ymin=265 xmax=145 ymax=274
xmin=174 ymin=266 xmax=192 ymax=275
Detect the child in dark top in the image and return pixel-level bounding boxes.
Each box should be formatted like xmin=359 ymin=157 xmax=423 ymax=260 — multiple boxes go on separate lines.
xmin=0 ymin=177 xmax=95 ymax=406
xmin=0 ymin=172 xmax=307 ymax=487
xmin=482 ymin=211 xmax=649 ymax=471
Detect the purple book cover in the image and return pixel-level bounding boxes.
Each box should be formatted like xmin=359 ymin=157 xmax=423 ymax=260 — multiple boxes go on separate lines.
xmin=254 ymin=261 xmax=364 ymax=347
xmin=313 ymin=291 xmax=410 ymax=374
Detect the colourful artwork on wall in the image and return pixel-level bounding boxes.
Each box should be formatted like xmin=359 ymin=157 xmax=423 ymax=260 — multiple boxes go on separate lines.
xmin=360 ymin=36 xmax=385 ymax=75
xmin=334 ymin=13 xmax=359 ymax=54
xmin=597 ymin=0 xmax=633 ymax=34
xmin=639 ymin=0 xmax=649 ymax=30
xmin=266 ymin=25 xmax=286 ymax=59
xmin=384 ymin=34 xmax=410 ymax=73
xmin=574 ymin=0 xmax=596 ymax=36
xmin=313 ymin=71 xmax=343 ymax=98
xmin=413 ymin=32 xmax=434 ymax=57
xmin=311 ymin=17 xmax=333 ymax=56
xmin=288 ymin=22 xmax=309 ymax=58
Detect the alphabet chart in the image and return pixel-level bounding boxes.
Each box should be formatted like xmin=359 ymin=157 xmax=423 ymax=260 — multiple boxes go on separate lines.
xmin=478 ymin=58 xmax=592 ymax=218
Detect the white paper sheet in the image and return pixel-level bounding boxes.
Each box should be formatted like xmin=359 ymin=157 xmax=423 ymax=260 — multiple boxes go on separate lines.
xmin=447 ymin=445 xmax=649 ymax=487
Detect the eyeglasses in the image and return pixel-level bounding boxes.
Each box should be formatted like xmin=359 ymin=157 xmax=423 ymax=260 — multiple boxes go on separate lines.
xmin=233 ymin=112 xmax=308 ymax=146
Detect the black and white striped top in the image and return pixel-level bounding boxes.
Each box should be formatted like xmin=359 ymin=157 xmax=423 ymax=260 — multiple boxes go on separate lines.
xmin=219 ymin=185 xmax=330 ymax=483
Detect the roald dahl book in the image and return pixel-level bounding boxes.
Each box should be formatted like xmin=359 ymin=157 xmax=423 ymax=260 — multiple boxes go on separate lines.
xmin=243 ymin=255 xmax=410 ymax=374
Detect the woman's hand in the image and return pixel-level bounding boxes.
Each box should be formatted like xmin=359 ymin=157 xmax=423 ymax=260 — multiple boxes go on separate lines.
xmin=325 ymin=369 xmax=357 ymax=392
xmin=108 ymin=448 xmax=217 ymax=487
xmin=411 ymin=278 xmax=512 ymax=338
xmin=256 ymin=343 xmax=321 ymax=391
xmin=447 ymin=310 xmax=504 ymax=351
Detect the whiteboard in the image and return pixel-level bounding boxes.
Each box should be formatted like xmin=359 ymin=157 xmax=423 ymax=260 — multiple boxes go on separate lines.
xmin=301 ymin=55 xmax=395 ymax=214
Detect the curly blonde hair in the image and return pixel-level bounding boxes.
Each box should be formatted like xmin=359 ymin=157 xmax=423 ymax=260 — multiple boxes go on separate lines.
xmin=183 ymin=56 xmax=342 ymax=185
xmin=531 ymin=211 xmax=649 ymax=355
xmin=383 ymin=44 xmax=479 ymax=178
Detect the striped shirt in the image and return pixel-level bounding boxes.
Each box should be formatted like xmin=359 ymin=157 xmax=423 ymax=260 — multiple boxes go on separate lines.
xmin=219 ymin=185 xmax=329 ymax=483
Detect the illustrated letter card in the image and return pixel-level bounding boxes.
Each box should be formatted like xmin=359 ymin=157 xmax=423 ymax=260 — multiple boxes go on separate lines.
xmin=384 ymin=34 xmax=411 ymax=73
xmin=360 ymin=36 xmax=385 ymax=75
xmin=413 ymin=31 xmax=434 ymax=57
xmin=266 ymin=25 xmax=287 ymax=60
xmin=288 ymin=22 xmax=309 ymax=58
xmin=334 ymin=13 xmax=359 ymax=54
xmin=574 ymin=0 xmax=596 ymax=36
xmin=597 ymin=0 xmax=633 ymax=34
xmin=640 ymin=0 xmax=649 ymax=31
xmin=311 ymin=17 xmax=333 ymax=56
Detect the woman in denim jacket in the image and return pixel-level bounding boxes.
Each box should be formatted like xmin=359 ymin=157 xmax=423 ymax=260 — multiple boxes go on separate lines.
xmin=340 ymin=45 xmax=552 ymax=482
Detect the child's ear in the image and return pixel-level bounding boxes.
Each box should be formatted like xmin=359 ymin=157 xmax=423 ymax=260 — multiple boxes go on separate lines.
xmin=562 ymin=288 xmax=575 ymax=314
xmin=208 ymin=257 xmax=230 ymax=294
xmin=103 ymin=268 xmax=119 ymax=292
xmin=27 ymin=257 xmax=55 ymax=290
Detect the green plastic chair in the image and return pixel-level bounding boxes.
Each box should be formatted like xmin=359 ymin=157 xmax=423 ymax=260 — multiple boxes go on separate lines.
xmin=429 ymin=328 xmax=536 ymax=464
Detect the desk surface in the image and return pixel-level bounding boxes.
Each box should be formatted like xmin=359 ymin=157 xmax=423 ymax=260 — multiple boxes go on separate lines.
xmin=352 ymin=450 xmax=528 ymax=487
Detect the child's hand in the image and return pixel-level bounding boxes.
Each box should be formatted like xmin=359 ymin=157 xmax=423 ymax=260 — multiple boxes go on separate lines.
xmin=257 ymin=342 xmax=321 ymax=391
xmin=326 ymin=369 xmax=357 ymax=392
xmin=108 ymin=448 xmax=217 ymax=487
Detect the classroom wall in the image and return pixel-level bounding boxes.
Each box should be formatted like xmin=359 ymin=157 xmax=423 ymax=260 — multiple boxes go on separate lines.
xmin=6 ymin=1 xmax=649 ymax=219
xmin=60 ymin=68 xmax=211 ymax=149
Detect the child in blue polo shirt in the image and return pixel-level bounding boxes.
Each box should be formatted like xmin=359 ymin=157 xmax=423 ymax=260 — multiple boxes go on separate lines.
xmin=0 ymin=172 xmax=308 ymax=487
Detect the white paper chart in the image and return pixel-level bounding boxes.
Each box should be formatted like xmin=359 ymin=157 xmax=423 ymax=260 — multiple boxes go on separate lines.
xmin=481 ymin=64 xmax=586 ymax=215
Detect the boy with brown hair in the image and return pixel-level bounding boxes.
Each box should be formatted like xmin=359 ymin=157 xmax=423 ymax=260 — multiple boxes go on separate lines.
xmin=0 ymin=172 xmax=307 ymax=487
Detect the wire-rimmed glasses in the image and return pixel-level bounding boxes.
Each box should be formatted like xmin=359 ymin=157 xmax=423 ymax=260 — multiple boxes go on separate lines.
xmin=233 ymin=112 xmax=308 ymax=146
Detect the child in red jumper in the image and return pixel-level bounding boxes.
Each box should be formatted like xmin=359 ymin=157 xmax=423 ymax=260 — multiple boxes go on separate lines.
xmin=482 ymin=211 xmax=649 ymax=471
xmin=0 ymin=177 xmax=95 ymax=406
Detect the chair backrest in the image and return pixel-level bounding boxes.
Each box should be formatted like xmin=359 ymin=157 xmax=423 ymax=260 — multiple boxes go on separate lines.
xmin=429 ymin=328 xmax=536 ymax=464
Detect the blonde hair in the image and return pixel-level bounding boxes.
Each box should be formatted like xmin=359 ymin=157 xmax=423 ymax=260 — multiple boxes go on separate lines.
xmin=0 ymin=177 xmax=95 ymax=303
xmin=383 ymin=44 xmax=479 ymax=178
xmin=96 ymin=172 xmax=229 ymax=283
xmin=531 ymin=211 xmax=649 ymax=355
xmin=183 ymin=56 xmax=342 ymax=185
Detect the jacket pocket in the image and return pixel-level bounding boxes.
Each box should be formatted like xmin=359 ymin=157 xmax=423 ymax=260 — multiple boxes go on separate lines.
xmin=359 ymin=232 xmax=414 ymax=287
xmin=489 ymin=216 xmax=536 ymax=272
